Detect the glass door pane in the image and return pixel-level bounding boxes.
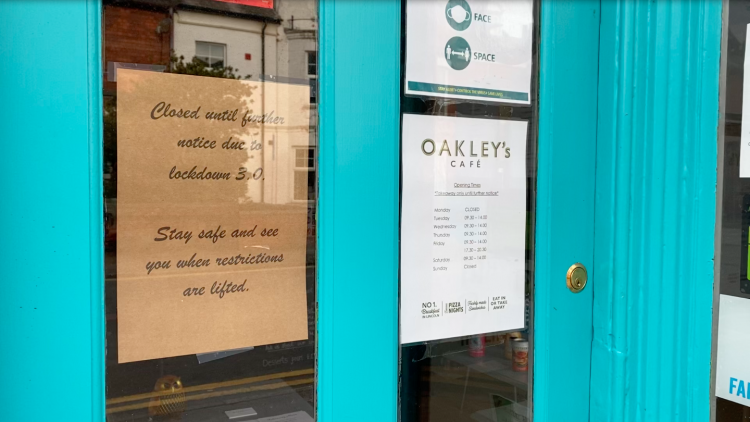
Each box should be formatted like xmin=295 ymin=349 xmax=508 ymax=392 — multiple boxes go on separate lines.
xmin=102 ymin=1 xmax=318 ymax=420
xmin=714 ymin=0 xmax=750 ymax=419
xmin=399 ymin=1 xmax=538 ymax=421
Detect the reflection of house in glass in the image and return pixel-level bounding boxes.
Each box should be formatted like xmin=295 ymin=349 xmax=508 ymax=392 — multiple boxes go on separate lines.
xmin=104 ymin=0 xmax=317 ymax=207
xmin=235 ymin=79 xmax=313 ymax=206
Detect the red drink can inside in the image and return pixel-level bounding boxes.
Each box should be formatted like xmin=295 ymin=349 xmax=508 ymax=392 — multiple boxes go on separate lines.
xmin=469 ymin=335 xmax=485 ymax=357
xmin=512 ymin=339 xmax=529 ymax=371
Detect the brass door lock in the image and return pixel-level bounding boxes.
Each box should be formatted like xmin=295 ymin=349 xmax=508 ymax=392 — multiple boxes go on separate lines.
xmin=566 ymin=263 xmax=588 ymax=293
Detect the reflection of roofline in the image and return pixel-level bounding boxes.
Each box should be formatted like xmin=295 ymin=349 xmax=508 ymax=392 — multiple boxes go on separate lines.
xmin=285 ymin=28 xmax=316 ymax=36
xmin=178 ymin=0 xmax=281 ymax=23
xmin=103 ymin=0 xmax=173 ymax=11
xmin=104 ymin=0 xmax=281 ymax=23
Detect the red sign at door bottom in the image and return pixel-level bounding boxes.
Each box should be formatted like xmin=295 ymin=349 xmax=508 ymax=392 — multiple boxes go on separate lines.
xmin=213 ymin=0 xmax=273 ymax=9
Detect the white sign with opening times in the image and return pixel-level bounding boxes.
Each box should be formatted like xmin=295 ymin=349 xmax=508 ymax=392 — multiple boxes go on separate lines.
xmin=400 ymin=114 xmax=528 ymax=344
xmin=405 ymin=0 xmax=533 ymax=104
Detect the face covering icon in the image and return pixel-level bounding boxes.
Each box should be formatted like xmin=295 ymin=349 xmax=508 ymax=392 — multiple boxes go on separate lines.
xmin=446 ymin=4 xmax=470 ymax=24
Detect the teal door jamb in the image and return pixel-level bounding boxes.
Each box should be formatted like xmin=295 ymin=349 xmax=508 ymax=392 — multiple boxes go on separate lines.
xmin=317 ymin=1 xmax=401 ymax=422
xmin=0 ymin=1 xmax=105 ymax=420
xmin=591 ymin=2 xmax=721 ymax=421
xmin=535 ymin=1 xmax=600 ymax=421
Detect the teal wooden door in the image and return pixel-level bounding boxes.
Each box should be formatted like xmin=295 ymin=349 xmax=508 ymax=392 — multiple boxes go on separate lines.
xmin=0 ymin=0 xmax=599 ymax=421
xmin=3 ymin=1 xmax=720 ymax=421
xmin=317 ymin=0 xmax=721 ymax=420
xmin=318 ymin=1 xmax=599 ymax=421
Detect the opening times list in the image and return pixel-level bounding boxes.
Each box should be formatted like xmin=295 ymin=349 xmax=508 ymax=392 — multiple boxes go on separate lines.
xmin=433 ymin=206 xmax=488 ymax=272
xmin=430 ymin=204 xmax=508 ymax=318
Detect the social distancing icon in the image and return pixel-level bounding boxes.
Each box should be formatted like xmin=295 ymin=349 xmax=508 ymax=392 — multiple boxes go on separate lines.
xmin=445 ymin=36 xmax=471 ymax=70
xmin=446 ymin=45 xmax=470 ymax=61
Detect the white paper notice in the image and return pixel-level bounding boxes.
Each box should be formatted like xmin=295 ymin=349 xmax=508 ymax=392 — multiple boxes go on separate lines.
xmin=716 ymin=294 xmax=750 ymax=406
xmin=741 ymin=24 xmax=750 ymax=177
xmin=400 ymin=114 xmax=527 ymax=344
xmin=405 ymin=0 xmax=533 ymax=104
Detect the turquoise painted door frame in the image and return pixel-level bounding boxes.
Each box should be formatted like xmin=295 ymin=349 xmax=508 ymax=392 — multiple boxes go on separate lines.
xmin=0 ymin=0 xmax=722 ymax=421
xmin=317 ymin=1 xmax=401 ymax=421
xmin=590 ymin=2 xmax=721 ymax=421
xmin=535 ymin=1 xmax=600 ymax=421
xmin=0 ymin=1 xmax=105 ymax=420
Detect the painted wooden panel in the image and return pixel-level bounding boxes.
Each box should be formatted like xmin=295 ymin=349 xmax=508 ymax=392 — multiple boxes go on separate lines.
xmin=317 ymin=1 xmax=401 ymax=422
xmin=592 ymin=1 xmax=722 ymax=420
xmin=535 ymin=1 xmax=600 ymax=421
xmin=0 ymin=1 xmax=104 ymax=420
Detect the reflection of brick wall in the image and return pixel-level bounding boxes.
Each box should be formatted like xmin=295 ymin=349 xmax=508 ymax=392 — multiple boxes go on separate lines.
xmin=104 ymin=5 xmax=171 ymax=93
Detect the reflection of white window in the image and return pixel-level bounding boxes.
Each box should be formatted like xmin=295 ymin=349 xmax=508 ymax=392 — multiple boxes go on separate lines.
xmin=307 ymin=51 xmax=317 ymax=104
xmin=294 ymin=147 xmax=315 ymax=201
xmin=196 ymin=42 xmax=226 ymax=68
xmin=307 ymin=51 xmax=317 ymax=76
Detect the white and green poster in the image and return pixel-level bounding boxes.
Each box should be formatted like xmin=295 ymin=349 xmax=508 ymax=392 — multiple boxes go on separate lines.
xmin=405 ymin=0 xmax=533 ymax=104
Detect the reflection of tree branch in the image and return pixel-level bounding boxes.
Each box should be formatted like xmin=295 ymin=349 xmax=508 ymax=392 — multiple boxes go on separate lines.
xmin=104 ymin=75 xmax=259 ymax=199
xmin=170 ymin=51 xmax=251 ymax=80
xmin=105 ymin=54 xmax=253 ymax=199
xmin=114 ymin=67 xmax=265 ymax=205
xmin=104 ymin=96 xmax=118 ymax=198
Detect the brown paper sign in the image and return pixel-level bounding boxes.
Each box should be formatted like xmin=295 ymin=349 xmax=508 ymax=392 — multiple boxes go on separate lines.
xmin=116 ymin=70 xmax=311 ymax=363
